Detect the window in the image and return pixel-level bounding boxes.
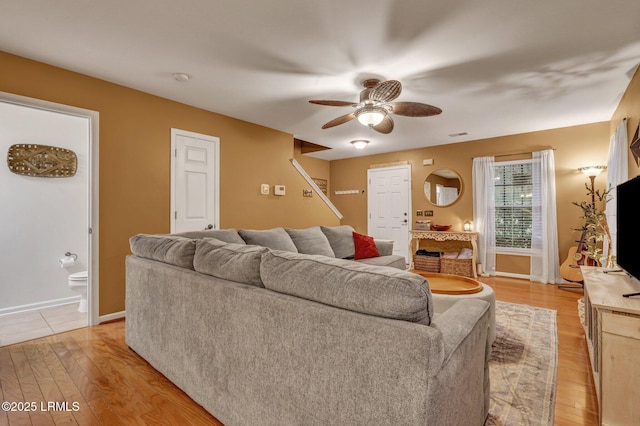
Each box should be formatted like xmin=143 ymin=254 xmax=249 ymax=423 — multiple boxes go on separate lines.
xmin=494 ymin=160 xmax=533 ymax=251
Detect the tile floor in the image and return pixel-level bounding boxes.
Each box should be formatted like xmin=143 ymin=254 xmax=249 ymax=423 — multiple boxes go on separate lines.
xmin=0 ymin=302 xmax=87 ymax=347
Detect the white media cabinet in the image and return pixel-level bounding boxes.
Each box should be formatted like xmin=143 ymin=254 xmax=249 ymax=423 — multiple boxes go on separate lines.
xmin=582 ymin=266 xmax=640 ymax=425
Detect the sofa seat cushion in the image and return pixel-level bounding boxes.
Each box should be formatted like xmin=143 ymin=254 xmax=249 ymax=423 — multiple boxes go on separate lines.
xmin=194 ymin=238 xmax=268 ymax=287
xmin=356 ymin=255 xmax=407 ymax=270
xmin=172 ymin=229 xmax=246 ymax=244
xmin=320 ymin=225 xmax=356 ymax=259
xmin=129 ymin=234 xmax=196 ymax=270
xmin=239 ymin=227 xmax=298 ymax=252
xmin=285 ymin=227 xmax=335 ymax=257
xmin=261 ymin=250 xmax=433 ymax=325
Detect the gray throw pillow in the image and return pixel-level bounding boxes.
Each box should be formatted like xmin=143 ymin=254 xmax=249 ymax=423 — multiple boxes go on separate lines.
xmin=193 ymin=238 xmax=268 ymax=287
xmin=129 ymin=234 xmax=196 ymax=270
xmin=238 ymin=228 xmax=298 ymax=252
xmin=172 ymin=229 xmax=246 ymax=244
xmin=285 ymin=227 xmax=335 ymax=257
xmin=261 ymin=250 xmax=433 ymax=325
xmin=320 ymin=225 xmax=356 ymax=259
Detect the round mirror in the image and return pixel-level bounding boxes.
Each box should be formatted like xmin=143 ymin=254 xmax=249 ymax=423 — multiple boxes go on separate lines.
xmin=424 ymin=169 xmax=462 ymax=206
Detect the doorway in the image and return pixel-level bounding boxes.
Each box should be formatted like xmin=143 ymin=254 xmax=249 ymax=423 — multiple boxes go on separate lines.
xmin=367 ymin=164 xmax=412 ymax=263
xmin=0 ymin=92 xmax=99 ymax=341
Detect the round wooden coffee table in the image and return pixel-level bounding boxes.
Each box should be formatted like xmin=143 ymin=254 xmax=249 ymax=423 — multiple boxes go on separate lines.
xmin=410 ymin=270 xmax=483 ymax=294
xmin=411 ymin=270 xmax=496 ymax=344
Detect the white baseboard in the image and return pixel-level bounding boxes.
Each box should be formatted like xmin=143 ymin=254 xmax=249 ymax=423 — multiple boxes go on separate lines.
xmin=98 ymin=310 xmax=125 ymax=324
xmin=0 ymin=296 xmax=81 ymax=317
xmin=495 ymin=271 xmax=530 ymax=280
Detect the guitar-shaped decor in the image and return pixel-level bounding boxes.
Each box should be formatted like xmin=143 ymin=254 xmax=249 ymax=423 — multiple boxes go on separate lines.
xmin=560 ymin=229 xmax=596 ymax=283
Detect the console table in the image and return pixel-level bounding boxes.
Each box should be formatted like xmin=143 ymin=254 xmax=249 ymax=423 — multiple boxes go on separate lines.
xmin=409 ymin=230 xmax=479 ymax=278
xmin=582 ymin=266 xmax=640 ymax=425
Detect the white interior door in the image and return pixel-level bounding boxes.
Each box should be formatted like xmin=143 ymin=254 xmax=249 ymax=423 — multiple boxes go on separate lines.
xmin=171 ymin=129 xmax=219 ymax=233
xmin=368 ymin=165 xmax=411 ymax=263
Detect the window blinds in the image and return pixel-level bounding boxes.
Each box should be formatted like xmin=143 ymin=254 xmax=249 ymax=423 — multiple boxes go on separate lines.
xmin=494 ymin=161 xmax=533 ymax=249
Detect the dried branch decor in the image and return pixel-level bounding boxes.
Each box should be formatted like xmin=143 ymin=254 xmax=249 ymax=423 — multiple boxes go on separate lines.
xmin=572 ymin=182 xmax=612 ymax=266
xmin=7 ymin=144 xmax=77 ymax=177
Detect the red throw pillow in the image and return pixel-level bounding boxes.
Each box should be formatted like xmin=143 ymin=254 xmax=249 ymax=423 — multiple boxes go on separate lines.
xmin=353 ymin=231 xmax=380 ymax=260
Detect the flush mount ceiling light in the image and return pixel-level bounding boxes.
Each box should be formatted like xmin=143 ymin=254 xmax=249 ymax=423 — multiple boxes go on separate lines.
xmin=173 ymin=73 xmax=191 ymax=82
xmin=351 ymin=139 xmax=369 ymax=149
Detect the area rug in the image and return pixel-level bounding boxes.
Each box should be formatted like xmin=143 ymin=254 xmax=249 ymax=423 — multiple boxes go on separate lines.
xmin=486 ymin=301 xmax=558 ymax=426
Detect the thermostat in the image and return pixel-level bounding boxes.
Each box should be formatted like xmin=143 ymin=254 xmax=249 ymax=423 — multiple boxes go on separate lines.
xmin=274 ymin=185 xmax=286 ymax=196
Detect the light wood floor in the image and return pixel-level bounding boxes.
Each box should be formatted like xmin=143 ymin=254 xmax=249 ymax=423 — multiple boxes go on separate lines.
xmin=0 ymin=277 xmax=598 ymax=425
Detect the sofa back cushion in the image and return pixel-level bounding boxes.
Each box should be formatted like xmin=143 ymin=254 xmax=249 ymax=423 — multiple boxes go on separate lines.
xmin=260 ymin=250 xmax=433 ymax=325
xmin=239 ymin=227 xmax=298 ymax=252
xmin=284 ymin=227 xmax=335 ymax=257
xmin=194 ymin=238 xmax=268 ymax=287
xmin=320 ymin=225 xmax=356 ymax=259
xmin=129 ymin=234 xmax=196 ymax=270
xmin=172 ymin=229 xmax=246 ymax=244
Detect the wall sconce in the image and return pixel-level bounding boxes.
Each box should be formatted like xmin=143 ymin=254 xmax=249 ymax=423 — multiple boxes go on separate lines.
xmin=463 ymin=220 xmax=473 ymax=231
xmin=351 ymin=139 xmax=369 ymax=150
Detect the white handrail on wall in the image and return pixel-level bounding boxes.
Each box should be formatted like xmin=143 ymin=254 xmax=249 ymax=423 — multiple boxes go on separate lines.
xmin=290 ymin=159 xmax=343 ymax=219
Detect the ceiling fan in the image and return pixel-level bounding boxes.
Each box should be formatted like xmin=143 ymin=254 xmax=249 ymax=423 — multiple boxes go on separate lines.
xmin=309 ymin=79 xmax=442 ymax=134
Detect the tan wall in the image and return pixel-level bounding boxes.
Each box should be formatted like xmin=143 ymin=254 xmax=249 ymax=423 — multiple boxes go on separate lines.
xmin=1 ymin=51 xmax=337 ymax=316
xmin=4 ymin=48 xmax=637 ymax=309
xmin=330 ymin=122 xmax=611 ymax=275
xmin=610 ymin=66 xmax=640 ymax=179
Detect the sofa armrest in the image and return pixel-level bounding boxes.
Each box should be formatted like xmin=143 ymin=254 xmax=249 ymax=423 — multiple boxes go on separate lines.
xmin=374 ymin=239 xmax=394 ymax=256
xmin=430 ymin=299 xmax=490 ymax=365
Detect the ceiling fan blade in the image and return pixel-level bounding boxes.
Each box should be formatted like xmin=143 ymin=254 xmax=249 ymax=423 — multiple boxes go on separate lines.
xmin=390 ymin=102 xmax=442 ymax=117
xmin=309 ymin=100 xmax=356 ymax=107
xmin=321 ymin=112 xmax=356 ymax=129
xmin=372 ymin=115 xmax=394 ymax=134
xmin=369 ymin=80 xmax=402 ymax=102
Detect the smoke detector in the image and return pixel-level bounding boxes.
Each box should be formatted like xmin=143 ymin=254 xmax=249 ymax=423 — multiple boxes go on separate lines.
xmin=173 ymin=73 xmax=191 ymax=82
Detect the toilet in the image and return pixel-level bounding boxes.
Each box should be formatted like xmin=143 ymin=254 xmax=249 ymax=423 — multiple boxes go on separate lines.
xmin=68 ymin=271 xmax=88 ymax=313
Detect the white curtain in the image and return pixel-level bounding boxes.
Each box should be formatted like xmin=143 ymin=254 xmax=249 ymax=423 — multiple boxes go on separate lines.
xmin=438 ymin=186 xmax=458 ymax=205
xmin=472 ymin=156 xmax=496 ymax=276
xmin=606 ymin=118 xmax=628 ymax=258
xmin=530 ymin=150 xmax=562 ymax=284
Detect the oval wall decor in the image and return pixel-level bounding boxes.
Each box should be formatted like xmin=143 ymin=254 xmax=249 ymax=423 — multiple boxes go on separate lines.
xmin=7 ymin=144 xmax=77 ymax=177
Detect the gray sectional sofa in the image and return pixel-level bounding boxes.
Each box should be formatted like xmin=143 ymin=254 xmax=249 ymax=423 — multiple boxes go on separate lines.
xmin=125 ymin=225 xmax=492 ymax=426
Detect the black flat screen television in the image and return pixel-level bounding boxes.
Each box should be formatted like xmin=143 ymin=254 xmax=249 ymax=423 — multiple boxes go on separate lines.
xmin=616 ymin=175 xmax=640 ymax=281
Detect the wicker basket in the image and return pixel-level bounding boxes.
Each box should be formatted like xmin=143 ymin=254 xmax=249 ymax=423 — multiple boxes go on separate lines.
xmin=413 ymin=255 xmax=440 ymax=272
xmin=440 ymin=258 xmax=474 ymax=278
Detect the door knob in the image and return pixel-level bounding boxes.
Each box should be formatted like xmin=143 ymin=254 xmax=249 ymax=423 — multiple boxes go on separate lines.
xmin=204 ymin=224 xmax=213 ymax=230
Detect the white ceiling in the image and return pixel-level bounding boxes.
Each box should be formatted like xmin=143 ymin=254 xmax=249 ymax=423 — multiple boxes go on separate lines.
xmin=2 ymin=0 xmax=640 ymax=160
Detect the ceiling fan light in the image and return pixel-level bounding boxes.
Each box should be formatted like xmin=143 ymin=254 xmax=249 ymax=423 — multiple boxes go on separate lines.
xmin=356 ymin=106 xmax=386 ymax=126
xmin=351 ymin=139 xmax=369 ymax=149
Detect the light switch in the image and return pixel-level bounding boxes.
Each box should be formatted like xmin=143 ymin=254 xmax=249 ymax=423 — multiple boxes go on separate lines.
xmin=274 ymin=185 xmax=286 ymax=196
xmin=260 ymin=184 xmax=269 ymax=195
